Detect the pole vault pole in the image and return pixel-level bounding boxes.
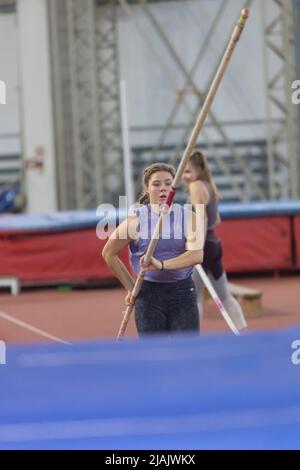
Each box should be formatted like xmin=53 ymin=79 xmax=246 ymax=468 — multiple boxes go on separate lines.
xmin=117 ymin=8 xmax=250 ymax=341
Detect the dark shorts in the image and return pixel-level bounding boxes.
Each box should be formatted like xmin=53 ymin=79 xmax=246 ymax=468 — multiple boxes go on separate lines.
xmin=203 ymin=233 xmax=224 ymax=280
xmin=135 ymin=276 xmax=199 ymax=336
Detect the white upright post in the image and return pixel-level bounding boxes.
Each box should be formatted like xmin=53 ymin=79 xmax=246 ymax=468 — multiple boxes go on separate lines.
xmin=17 ymin=0 xmax=58 ymax=213
xmin=120 ymin=80 xmax=134 ymax=207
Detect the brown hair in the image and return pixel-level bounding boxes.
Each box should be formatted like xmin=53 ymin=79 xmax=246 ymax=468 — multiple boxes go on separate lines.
xmin=189 ymin=151 xmax=219 ymax=202
xmin=137 ymin=162 xmax=176 ymax=204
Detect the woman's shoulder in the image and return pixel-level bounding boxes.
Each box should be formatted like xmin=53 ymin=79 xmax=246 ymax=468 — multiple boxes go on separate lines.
xmin=172 ymin=203 xmax=192 ymax=216
xmin=189 ymin=180 xmax=210 ymax=204
xmin=133 ymin=204 xmax=149 ymax=216
xmin=122 ymin=215 xmax=139 ymax=242
xmin=118 ymin=214 xmax=138 ymax=231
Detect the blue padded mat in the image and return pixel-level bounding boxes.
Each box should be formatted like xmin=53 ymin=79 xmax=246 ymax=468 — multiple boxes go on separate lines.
xmin=1 ymin=327 xmax=300 ymax=449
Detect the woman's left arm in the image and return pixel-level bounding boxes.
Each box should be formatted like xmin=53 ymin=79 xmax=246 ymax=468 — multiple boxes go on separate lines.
xmin=140 ymin=212 xmax=204 ymax=272
xmin=164 ymin=211 xmax=203 ymax=269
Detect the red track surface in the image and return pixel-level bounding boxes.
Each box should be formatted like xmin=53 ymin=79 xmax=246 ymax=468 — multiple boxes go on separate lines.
xmin=0 ymin=275 xmax=299 ymax=344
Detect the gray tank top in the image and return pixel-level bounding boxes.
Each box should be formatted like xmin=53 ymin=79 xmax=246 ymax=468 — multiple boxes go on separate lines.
xmin=129 ymin=204 xmax=193 ymax=282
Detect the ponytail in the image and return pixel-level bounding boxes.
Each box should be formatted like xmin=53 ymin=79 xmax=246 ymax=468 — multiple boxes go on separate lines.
xmin=189 ymin=151 xmax=220 ymax=202
xmin=137 ymin=192 xmax=150 ymax=204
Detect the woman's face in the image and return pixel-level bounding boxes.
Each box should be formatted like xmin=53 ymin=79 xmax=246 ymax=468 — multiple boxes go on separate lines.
xmin=146 ymin=171 xmax=173 ymax=205
xmin=182 ymin=162 xmax=200 ymax=185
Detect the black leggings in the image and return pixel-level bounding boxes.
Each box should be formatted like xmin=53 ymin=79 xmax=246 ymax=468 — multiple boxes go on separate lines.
xmin=135 ymin=277 xmax=199 ymax=336
xmin=202 ymin=236 xmax=224 ymax=280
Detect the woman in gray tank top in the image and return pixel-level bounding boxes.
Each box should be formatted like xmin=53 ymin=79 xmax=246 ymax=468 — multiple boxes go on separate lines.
xmin=182 ymin=151 xmax=248 ymax=332
xmin=102 ymin=163 xmax=204 ymax=336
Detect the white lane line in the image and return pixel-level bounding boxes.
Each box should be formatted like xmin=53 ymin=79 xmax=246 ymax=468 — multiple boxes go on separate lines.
xmin=0 ymin=310 xmax=71 ymax=345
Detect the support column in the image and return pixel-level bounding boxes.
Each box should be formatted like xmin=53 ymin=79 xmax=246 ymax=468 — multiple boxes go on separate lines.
xmin=17 ymin=0 xmax=57 ymax=213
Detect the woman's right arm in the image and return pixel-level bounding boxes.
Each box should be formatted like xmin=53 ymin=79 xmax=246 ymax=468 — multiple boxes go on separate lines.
xmin=189 ymin=180 xmax=210 ymax=206
xmin=189 ymin=180 xmax=209 ymax=233
xmin=102 ymin=216 xmax=137 ymax=293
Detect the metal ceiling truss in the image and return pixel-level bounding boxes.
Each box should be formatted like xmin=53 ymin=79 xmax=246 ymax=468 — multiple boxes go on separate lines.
xmin=48 ymin=0 xmax=300 ymax=208
xmin=49 ymin=0 xmax=123 ymax=209
xmin=119 ymin=0 xmax=265 ymax=201
xmin=262 ymin=0 xmax=300 ymax=199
